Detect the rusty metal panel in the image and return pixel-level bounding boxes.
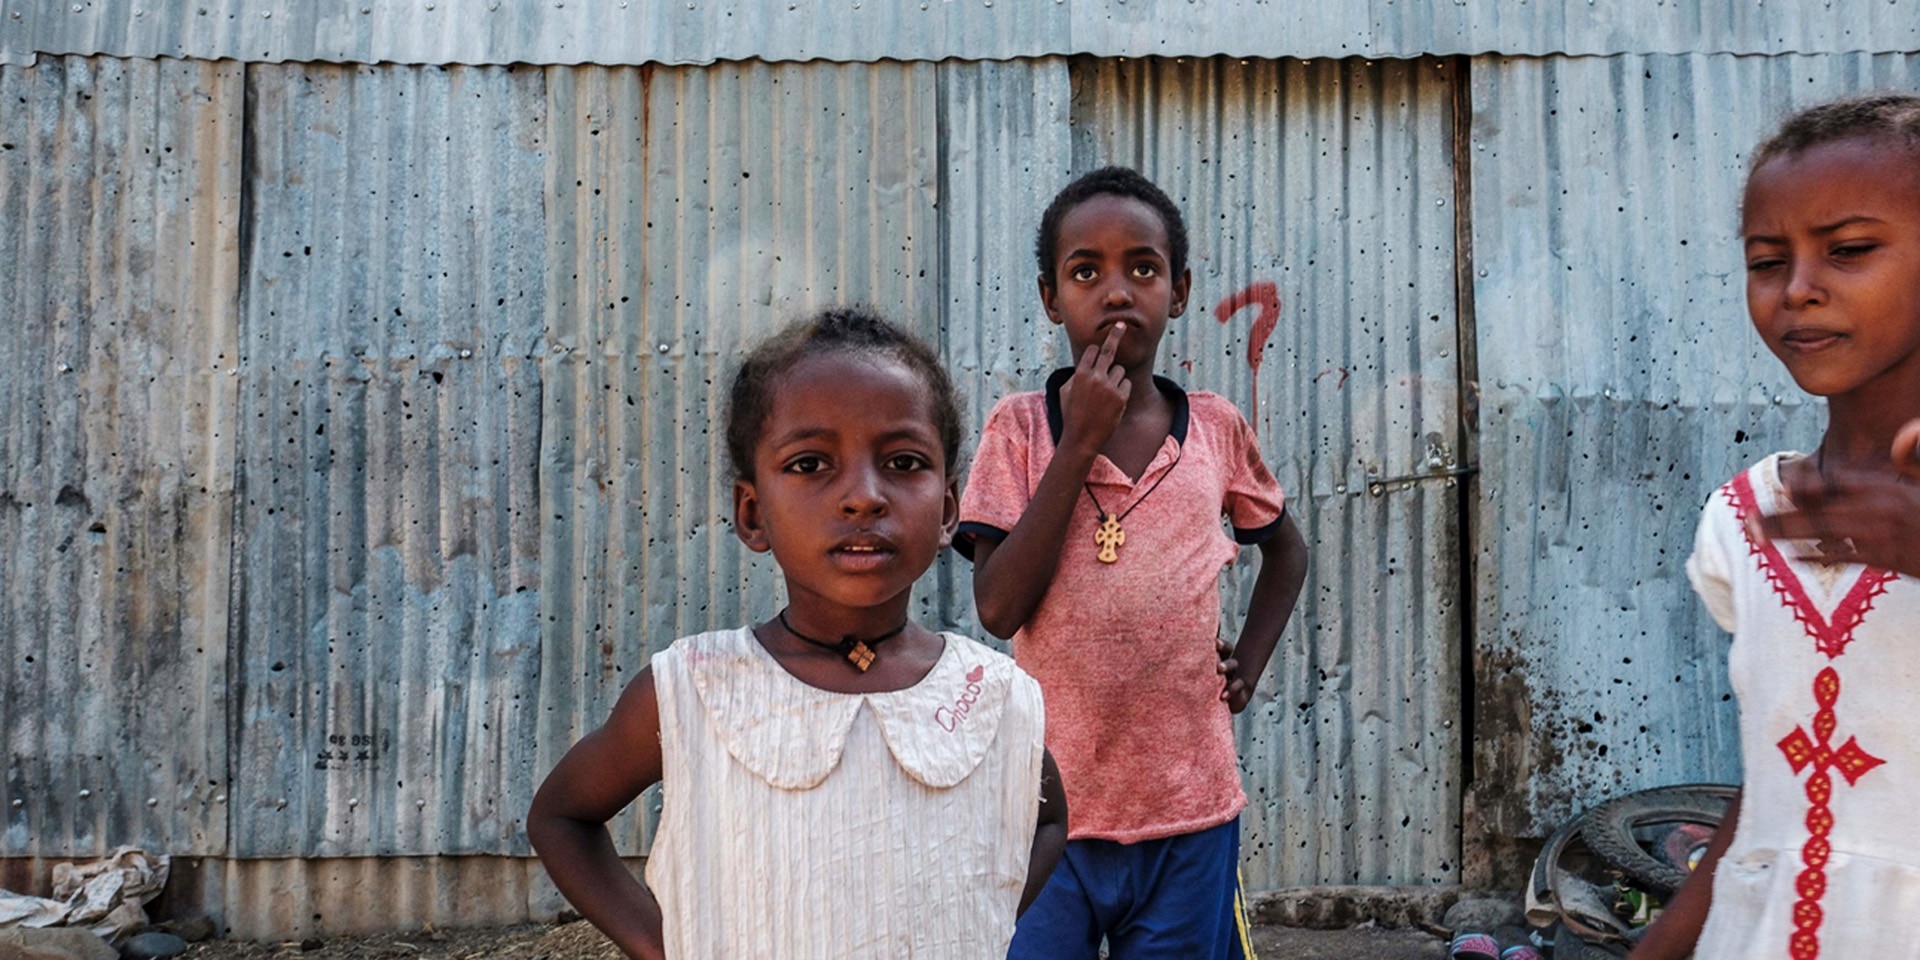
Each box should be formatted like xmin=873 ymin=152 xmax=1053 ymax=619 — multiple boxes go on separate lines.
xmin=7 ymin=0 xmax=1920 ymax=68
xmin=534 ymin=59 xmax=944 ymax=854
xmin=1468 ymin=51 xmax=1920 ymax=838
xmin=0 ymin=56 xmax=242 ymax=857
xmin=1054 ymin=56 xmax=1465 ymax=888
xmin=228 ymin=63 xmax=550 ymax=857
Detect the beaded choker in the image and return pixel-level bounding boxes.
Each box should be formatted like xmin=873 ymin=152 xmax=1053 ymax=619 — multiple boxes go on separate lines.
xmin=777 ymin=608 xmax=908 ymax=672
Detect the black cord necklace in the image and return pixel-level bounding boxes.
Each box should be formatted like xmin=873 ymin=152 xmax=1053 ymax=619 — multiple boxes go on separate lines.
xmin=1084 ymin=443 xmax=1183 ymax=564
xmin=777 ymin=608 xmax=908 ymax=672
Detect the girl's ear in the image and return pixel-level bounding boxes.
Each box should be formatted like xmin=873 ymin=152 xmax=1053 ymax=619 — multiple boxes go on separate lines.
xmin=733 ymin=478 xmax=772 ymax=553
xmin=938 ymin=478 xmax=961 ymax=549
xmin=1168 ymin=266 xmax=1193 ymax=319
xmin=1037 ymin=273 xmax=1064 ymax=325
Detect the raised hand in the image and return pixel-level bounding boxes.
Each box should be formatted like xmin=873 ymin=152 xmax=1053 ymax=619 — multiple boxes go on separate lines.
xmin=1057 ymin=324 xmax=1131 ymax=458
xmin=1750 ymin=420 xmax=1920 ymax=578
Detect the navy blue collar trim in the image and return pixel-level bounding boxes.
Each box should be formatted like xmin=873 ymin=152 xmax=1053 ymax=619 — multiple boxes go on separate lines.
xmin=1042 ymin=368 xmax=1189 ymax=447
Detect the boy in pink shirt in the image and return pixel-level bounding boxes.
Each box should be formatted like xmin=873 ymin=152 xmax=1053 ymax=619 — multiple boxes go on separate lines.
xmin=960 ymin=166 xmax=1309 ymax=959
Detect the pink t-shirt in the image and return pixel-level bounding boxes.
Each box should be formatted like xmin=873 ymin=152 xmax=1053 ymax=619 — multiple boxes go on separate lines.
xmin=959 ymin=371 xmax=1286 ymax=843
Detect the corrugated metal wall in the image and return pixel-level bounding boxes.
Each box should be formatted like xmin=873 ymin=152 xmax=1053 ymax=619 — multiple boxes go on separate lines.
xmin=6 ymin=0 xmax=1920 ymax=67
xmin=1 ymin=55 xmax=241 ymax=859
xmin=1468 ymin=51 xmax=1920 ymax=837
xmin=3 ymin=52 xmax=1467 ymax=892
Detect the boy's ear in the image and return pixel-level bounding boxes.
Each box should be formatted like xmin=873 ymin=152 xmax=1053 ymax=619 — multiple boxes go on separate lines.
xmin=938 ymin=478 xmax=961 ymax=549
xmin=1037 ymin=273 xmax=1063 ymax=325
xmin=732 ymin=478 xmax=773 ymax=553
xmin=1168 ymin=266 xmax=1192 ymax=319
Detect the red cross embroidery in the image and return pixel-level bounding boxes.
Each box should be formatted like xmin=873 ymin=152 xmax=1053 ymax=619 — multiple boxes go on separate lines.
xmin=1726 ymin=472 xmax=1897 ymax=960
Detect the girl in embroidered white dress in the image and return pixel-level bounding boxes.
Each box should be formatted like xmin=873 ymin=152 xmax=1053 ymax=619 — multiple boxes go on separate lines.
xmin=527 ymin=307 xmax=1067 ymax=960
xmin=1631 ymin=95 xmax=1920 ymax=960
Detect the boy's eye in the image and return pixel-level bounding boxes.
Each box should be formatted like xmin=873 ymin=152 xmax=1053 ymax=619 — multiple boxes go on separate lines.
xmin=1745 ymin=256 xmax=1784 ymax=273
xmin=885 ymin=453 xmax=931 ymax=471
xmin=1131 ymin=262 xmax=1158 ymax=278
xmin=1832 ymin=241 xmax=1877 ymax=259
xmin=1069 ymin=264 xmax=1097 ymax=282
xmin=784 ymin=455 xmax=827 ymax=474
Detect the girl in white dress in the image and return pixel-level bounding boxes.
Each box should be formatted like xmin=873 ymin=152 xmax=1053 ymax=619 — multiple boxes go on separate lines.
xmin=1632 ymin=95 xmax=1920 ymax=960
xmin=528 ymin=307 xmax=1067 ymax=960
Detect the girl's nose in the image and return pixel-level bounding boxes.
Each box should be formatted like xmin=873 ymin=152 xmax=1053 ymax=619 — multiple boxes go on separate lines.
xmin=1783 ymin=255 xmax=1826 ymax=309
xmin=1104 ymin=284 xmax=1133 ymax=307
xmin=840 ymin=464 xmax=888 ymax=515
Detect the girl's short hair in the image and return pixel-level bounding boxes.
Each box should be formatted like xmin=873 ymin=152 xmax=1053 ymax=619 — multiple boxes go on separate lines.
xmin=1751 ymin=93 xmax=1920 ymax=174
xmin=1034 ymin=166 xmax=1190 ymax=285
xmin=723 ymin=306 xmax=965 ymax=482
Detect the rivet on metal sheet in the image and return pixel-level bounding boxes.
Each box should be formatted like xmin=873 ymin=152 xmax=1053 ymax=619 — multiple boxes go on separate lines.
xmin=657 ymin=343 xmax=670 ymax=355
xmin=348 ymin=797 xmax=360 ymax=807
xmin=9 ymin=799 xmax=20 ymax=808
xmin=1335 ymin=484 xmax=1347 ymax=495
xmin=79 ymin=789 xmax=91 ymax=798
xmin=147 ymin=797 xmax=159 ymax=807
xmin=276 ymin=798 xmax=287 ymax=809
xmin=215 ymin=794 xmax=227 ymax=803
xmin=1369 ymin=484 xmax=1384 ymax=497
xmin=57 ymin=363 xmax=71 ymax=373
xmin=459 ymin=349 xmax=472 ymax=359
xmin=70 ymin=4 xmax=81 ymax=12
xmin=416 ymin=799 xmax=427 ymax=809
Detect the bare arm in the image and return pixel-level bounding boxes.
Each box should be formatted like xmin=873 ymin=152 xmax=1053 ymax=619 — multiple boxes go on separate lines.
xmin=526 ymin=669 xmax=669 ymax=960
xmin=972 ymin=325 xmax=1130 ymax=638
xmin=1217 ymin=512 xmax=1309 ymax=713
xmin=1627 ymin=790 xmax=1740 ymax=960
xmin=1020 ymin=749 xmax=1069 ymax=916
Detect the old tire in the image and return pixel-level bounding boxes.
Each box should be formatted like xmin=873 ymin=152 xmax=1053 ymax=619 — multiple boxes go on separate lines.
xmin=1577 ymin=784 xmax=1736 ymax=897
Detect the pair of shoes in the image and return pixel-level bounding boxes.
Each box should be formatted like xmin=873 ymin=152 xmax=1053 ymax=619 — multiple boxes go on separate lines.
xmin=1501 ymin=948 xmax=1546 ymax=960
xmin=1448 ymin=933 xmax=1499 ymax=960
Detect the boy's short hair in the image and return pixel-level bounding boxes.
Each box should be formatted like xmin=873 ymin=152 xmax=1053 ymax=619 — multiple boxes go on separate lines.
xmin=723 ymin=306 xmax=966 ymax=482
xmin=1034 ymin=166 xmax=1189 ymax=284
xmin=1751 ymin=93 xmax=1920 ymax=174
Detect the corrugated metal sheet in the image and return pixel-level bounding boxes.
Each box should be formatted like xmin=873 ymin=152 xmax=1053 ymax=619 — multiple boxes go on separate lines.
xmin=1064 ymin=55 xmax=1465 ymax=887
xmin=1468 ymin=51 xmax=1920 ymax=838
xmin=0 ymin=56 xmax=242 ymax=858
xmin=229 ymin=62 xmax=550 ymax=857
xmin=535 ymin=57 xmax=946 ymax=855
xmin=6 ymin=0 xmax=1920 ymax=69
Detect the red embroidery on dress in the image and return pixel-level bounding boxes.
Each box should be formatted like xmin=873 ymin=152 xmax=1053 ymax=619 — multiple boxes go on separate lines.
xmin=1723 ymin=471 xmax=1897 ymax=960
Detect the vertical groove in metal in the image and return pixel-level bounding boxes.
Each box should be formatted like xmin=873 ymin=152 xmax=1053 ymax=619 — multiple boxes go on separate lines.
xmin=537 ymin=60 xmax=943 ymax=852
xmin=1468 ymin=51 xmax=1920 ymax=837
xmin=1067 ymin=56 xmax=1464 ymax=887
xmin=0 ymin=56 xmax=243 ymax=857
xmin=229 ymin=62 xmax=550 ymax=856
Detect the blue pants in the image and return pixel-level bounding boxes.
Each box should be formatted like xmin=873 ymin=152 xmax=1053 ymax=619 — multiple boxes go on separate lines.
xmin=1008 ymin=817 xmax=1256 ymax=960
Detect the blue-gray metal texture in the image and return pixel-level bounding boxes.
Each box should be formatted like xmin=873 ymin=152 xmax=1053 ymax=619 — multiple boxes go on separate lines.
xmin=1468 ymin=51 xmax=1920 ymax=838
xmin=0 ymin=55 xmax=242 ymax=858
xmin=1062 ymin=55 xmax=1465 ymax=887
xmin=228 ymin=62 xmax=551 ymax=857
xmin=2 ymin=53 xmax=1467 ymax=890
xmin=6 ymin=0 xmax=1920 ymax=69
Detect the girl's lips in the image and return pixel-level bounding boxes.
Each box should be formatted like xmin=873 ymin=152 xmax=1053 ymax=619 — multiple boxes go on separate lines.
xmin=1781 ymin=330 xmax=1844 ymax=353
xmin=829 ymin=546 xmax=895 ymax=573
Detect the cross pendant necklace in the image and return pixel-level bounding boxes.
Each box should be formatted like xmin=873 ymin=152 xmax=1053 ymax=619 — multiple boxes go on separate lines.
xmin=1083 ymin=444 xmax=1182 ymax=564
xmin=777 ymin=608 xmax=907 ymax=672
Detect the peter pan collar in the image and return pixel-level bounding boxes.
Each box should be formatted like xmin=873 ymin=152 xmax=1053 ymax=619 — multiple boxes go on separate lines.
xmin=685 ymin=627 xmax=1015 ymax=790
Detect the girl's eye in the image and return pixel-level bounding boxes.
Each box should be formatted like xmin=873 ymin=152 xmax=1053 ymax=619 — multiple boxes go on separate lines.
xmin=1832 ymin=242 xmax=1877 ymax=259
xmin=1069 ymin=264 xmax=1097 ymax=282
xmin=1745 ymin=257 xmax=1784 ymax=273
xmin=885 ymin=453 xmax=930 ymax=472
xmin=1131 ymin=262 xmax=1158 ymax=278
xmin=784 ymin=455 xmax=826 ymax=474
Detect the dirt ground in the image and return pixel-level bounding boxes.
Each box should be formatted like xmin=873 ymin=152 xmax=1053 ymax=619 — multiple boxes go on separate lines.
xmin=179 ymin=919 xmax=1448 ymax=960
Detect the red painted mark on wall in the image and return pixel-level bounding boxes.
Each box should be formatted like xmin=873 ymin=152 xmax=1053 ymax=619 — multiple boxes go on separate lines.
xmin=1213 ymin=281 xmax=1282 ymax=419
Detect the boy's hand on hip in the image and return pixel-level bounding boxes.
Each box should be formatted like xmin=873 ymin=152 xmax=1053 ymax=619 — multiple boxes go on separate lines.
xmin=1059 ymin=324 xmax=1131 ymax=457
xmin=1216 ymin=639 xmax=1252 ymax=713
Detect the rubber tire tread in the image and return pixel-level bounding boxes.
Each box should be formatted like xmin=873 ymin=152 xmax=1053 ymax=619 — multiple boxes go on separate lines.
xmin=1577 ymin=784 xmax=1735 ymax=897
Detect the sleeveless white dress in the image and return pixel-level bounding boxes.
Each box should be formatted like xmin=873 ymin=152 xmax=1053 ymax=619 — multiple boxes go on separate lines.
xmin=644 ymin=627 xmax=1047 ymax=959
xmin=1688 ymin=454 xmax=1920 ymax=959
